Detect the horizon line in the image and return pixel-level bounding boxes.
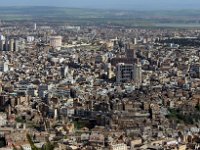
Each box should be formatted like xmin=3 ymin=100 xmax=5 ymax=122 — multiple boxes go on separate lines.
xmin=0 ymin=5 xmax=199 ymax=12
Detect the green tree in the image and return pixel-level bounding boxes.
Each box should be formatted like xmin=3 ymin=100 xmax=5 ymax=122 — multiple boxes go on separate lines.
xmin=13 ymin=134 xmax=56 ymax=150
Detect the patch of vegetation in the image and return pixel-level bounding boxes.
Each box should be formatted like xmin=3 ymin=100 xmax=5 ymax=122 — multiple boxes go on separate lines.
xmin=73 ymin=121 xmax=87 ymax=130
xmin=159 ymin=38 xmax=200 ymax=47
xmin=167 ymin=108 xmax=200 ymax=125
xmin=13 ymin=134 xmax=57 ymax=150
xmin=195 ymin=105 xmax=200 ymax=111
xmin=15 ymin=117 xmax=26 ymax=123
xmin=0 ymin=137 xmax=6 ymax=148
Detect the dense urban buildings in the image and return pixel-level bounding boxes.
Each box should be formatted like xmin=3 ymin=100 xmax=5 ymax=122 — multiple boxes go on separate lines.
xmin=1 ymin=5 xmax=200 ymax=150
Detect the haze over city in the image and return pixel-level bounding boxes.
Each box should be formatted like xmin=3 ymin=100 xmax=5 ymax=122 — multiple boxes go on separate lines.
xmin=0 ymin=0 xmax=200 ymax=10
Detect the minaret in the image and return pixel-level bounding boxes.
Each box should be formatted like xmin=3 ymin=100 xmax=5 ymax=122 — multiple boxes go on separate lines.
xmin=134 ymin=38 xmax=137 ymax=45
xmin=54 ymin=108 xmax=58 ymax=120
xmin=34 ymin=23 xmax=37 ymax=30
xmin=8 ymin=105 xmax=11 ymax=116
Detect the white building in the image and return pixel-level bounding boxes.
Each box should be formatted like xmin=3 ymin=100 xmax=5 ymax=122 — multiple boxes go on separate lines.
xmin=0 ymin=61 xmax=9 ymax=72
xmin=34 ymin=23 xmax=37 ymax=30
xmin=0 ymin=34 xmax=5 ymax=41
xmin=9 ymin=39 xmax=14 ymax=51
xmin=13 ymin=142 xmax=44 ymax=150
xmin=49 ymin=36 xmax=62 ymax=50
xmin=0 ymin=113 xmax=7 ymax=126
xmin=27 ymin=36 xmax=35 ymax=43
xmin=111 ymin=143 xmax=128 ymax=150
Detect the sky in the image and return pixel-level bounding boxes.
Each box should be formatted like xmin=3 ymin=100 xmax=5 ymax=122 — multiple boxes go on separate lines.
xmin=1 ymin=0 xmax=200 ymax=10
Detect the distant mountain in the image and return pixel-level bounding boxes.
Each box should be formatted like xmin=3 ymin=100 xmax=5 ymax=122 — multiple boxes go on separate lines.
xmin=1 ymin=6 xmax=200 ymax=28
xmin=1 ymin=0 xmax=200 ymax=11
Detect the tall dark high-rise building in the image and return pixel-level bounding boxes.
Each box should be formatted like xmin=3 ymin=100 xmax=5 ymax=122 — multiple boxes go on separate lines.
xmin=125 ymin=44 xmax=136 ymax=59
xmin=116 ymin=63 xmax=134 ymax=83
xmin=5 ymin=39 xmax=9 ymax=51
xmin=0 ymin=40 xmax=5 ymax=51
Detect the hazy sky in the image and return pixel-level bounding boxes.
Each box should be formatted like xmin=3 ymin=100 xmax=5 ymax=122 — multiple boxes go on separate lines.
xmin=1 ymin=0 xmax=200 ymax=10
